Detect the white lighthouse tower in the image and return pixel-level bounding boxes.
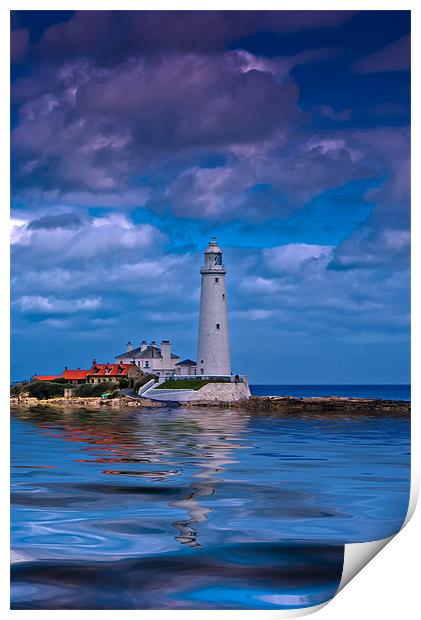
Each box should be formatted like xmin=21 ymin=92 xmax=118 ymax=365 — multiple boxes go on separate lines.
xmin=197 ymin=238 xmax=231 ymax=376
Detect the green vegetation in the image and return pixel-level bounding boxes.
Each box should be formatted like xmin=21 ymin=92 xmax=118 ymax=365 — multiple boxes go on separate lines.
xmin=25 ymin=381 xmax=69 ymax=399
xmin=10 ymin=383 xmax=27 ymax=397
xmin=76 ymin=382 xmax=120 ymax=397
xmin=157 ymin=378 xmax=227 ymax=390
xmin=115 ymin=378 xmax=129 ymax=389
xmin=11 ymin=377 xmax=130 ymax=400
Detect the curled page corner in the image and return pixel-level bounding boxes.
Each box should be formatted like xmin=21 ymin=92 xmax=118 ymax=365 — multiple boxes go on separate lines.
xmin=338 ymin=536 xmax=394 ymax=593
xmin=235 ymin=599 xmax=331 ymax=620
xmin=338 ymin=471 xmax=418 ymax=594
xmin=404 ymin=471 xmax=419 ymax=526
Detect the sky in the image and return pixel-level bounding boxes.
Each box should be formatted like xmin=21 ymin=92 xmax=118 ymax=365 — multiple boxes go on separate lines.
xmin=10 ymin=10 xmax=410 ymax=384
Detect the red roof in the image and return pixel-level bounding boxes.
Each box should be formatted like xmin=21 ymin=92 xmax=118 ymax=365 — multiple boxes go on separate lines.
xmin=62 ymin=369 xmax=89 ymax=380
xmin=86 ymin=363 xmax=132 ymax=377
xmin=33 ymin=375 xmax=60 ymax=381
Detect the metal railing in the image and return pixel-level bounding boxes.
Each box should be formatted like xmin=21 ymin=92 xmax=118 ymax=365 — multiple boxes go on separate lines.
xmin=138 ymin=378 xmax=158 ymax=396
xmin=167 ymin=374 xmax=248 ymax=383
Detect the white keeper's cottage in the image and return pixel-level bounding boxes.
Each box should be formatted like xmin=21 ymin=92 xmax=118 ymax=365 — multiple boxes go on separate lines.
xmin=115 ymin=340 xmax=197 ymax=379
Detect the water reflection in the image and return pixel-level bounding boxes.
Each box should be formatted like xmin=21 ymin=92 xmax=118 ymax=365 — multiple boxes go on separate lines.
xmin=13 ymin=406 xmax=251 ymax=549
xmin=11 ymin=404 xmax=410 ymax=609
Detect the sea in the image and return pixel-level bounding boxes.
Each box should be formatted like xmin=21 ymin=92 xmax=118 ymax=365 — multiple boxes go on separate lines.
xmin=250 ymin=384 xmax=410 ymax=401
xmin=11 ymin=384 xmax=411 ymax=610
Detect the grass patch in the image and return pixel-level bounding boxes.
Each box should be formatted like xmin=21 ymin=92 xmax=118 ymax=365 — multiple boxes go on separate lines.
xmin=157 ymin=378 xmax=227 ymax=390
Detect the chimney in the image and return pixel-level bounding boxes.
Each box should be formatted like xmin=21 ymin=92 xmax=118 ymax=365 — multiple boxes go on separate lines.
xmin=140 ymin=340 xmax=147 ymax=352
xmin=150 ymin=340 xmax=157 ymax=347
xmin=65 ymin=366 xmax=68 ymax=371
xmin=127 ymin=341 xmax=133 ymax=351
xmin=161 ymin=340 xmax=171 ymax=369
xmin=92 ymin=358 xmax=97 ymax=366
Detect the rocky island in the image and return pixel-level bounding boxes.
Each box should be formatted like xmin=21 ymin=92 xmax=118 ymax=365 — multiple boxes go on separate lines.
xmin=10 ymin=392 xmax=410 ymax=416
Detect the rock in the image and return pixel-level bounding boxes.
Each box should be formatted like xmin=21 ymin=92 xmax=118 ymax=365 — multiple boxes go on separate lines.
xmin=243 ymin=396 xmax=410 ymax=416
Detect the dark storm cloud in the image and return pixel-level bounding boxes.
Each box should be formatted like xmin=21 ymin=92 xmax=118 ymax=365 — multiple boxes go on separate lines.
xmin=35 ymin=10 xmax=356 ymax=60
xmin=11 ymin=28 xmax=30 ymax=63
xmin=28 ymin=213 xmax=83 ymax=230
xmin=353 ymin=35 xmax=410 ymax=73
xmin=12 ymin=53 xmax=301 ymax=194
xmin=329 ymin=127 xmax=410 ymax=271
xmin=162 ymin=132 xmax=378 ymax=221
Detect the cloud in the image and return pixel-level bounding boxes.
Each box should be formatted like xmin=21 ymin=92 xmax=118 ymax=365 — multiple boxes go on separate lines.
xmin=12 ymin=53 xmax=300 ymax=195
xmin=315 ymin=104 xmax=352 ymax=122
xmin=353 ymin=35 xmax=410 ymax=73
xmin=328 ymin=128 xmax=409 ymax=271
xmin=15 ymin=295 xmax=102 ymax=314
xmin=11 ymin=210 xmax=409 ymax=382
xmin=257 ymin=10 xmax=356 ymax=33
xmin=10 ymin=212 xmax=193 ymax=314
xmin=11 ymin=28 xmax=30 ymax=63
xmin=264 ymin=243 xmax=334 ymax=273
xmin=35 ymin=10 xmax=355 ymax=60
xmin=231 ymin=308 xmax=277 ymax=320
xmin=28 ymin=213 xmax=83 ymax=230
xmin=161 ymin=128 xmax=380 ymax=220
xmin=9 ymin=10 xmax=410 ymax=383
xmin=14 ymin=26 xmax=403 ymax=225
xmin=329 ymin=228 xmax=410 ymax=270
xmin=12 ymin=212 xmax=165 ymax=264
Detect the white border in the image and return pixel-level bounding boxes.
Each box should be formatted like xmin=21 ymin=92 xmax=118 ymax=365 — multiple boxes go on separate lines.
xmin=2 ymin=2 xmax=418 ymax=618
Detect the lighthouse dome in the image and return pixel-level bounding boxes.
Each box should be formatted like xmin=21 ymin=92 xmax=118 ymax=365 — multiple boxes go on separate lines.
xmin=201 ymin=238 xmax=225 ymax=273
xmin=204 ymin=237 xmax=222 ymax=254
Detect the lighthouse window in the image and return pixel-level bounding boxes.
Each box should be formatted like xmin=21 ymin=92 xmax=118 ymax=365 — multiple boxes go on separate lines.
xmin=216 ymin=323 xmax=220 ymax=330
xmin=222 ymin=293 xmax=225 ymax=299
xmin=215 ymin=277 xmax=219 ymax=283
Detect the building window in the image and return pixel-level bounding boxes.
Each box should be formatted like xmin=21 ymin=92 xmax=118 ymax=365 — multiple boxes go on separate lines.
xmin=215 ymin=277 xmax=219 ymax=283
xmin=201 ymin=360 xmax=204 ymax=364
xmin=145 ymin=361 xmax=150 ymax=368
xmin=216 ymin=323 xmax=220 ymax=330
xmin=222 ymin=293 xmax=225 ymax=299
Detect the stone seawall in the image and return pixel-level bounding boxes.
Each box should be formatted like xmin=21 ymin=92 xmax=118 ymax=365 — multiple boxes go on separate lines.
xmin=189 ymin=382 xmax=251 ymax=402
xmin=146 ymin=382 xmax=251 ymax=403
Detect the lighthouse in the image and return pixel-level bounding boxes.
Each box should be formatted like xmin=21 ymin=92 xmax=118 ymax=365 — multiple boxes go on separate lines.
xmin=197 ymin=238 xmax=231 ymax=376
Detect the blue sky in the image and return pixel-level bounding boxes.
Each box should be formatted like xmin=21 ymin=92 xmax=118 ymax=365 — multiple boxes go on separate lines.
xmin=11 ymin=10 xmax=410 ymax=383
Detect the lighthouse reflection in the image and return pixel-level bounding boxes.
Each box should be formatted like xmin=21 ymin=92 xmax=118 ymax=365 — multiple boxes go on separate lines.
xmin=169 ymin=410 xmax=245 ymax=548
xmin=13 ymin=405 xmax=250 ymax=549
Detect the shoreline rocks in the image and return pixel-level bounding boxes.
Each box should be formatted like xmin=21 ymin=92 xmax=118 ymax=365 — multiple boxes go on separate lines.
xmin=243 ymin=396 xmax=410 ymax=416
xmin=10 ymin=396 xmax=161 ymax=410
xmin=10 ymin=394 xmax=410 ymax=416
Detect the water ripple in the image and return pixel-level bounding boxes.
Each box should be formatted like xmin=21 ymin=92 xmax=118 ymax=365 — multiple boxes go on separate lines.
xmin=11 ymin=405 xmax=410 ymax=609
